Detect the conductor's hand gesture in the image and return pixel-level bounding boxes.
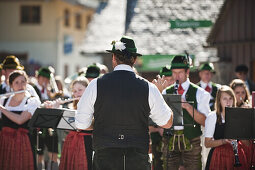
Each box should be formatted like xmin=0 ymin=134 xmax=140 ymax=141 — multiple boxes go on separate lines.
xmin=152 ymin=75 xmax=168 ymax=93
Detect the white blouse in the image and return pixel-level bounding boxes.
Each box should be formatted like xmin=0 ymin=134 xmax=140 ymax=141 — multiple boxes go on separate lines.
xmin=204 ymin=111 xmax=225 ymax=138
xmin=0 ymin=92 xmax=41 ymax=117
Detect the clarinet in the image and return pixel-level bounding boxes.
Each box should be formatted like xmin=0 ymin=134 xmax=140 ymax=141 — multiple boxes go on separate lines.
xmin=231 ymin=140 xmax=242 ymax=167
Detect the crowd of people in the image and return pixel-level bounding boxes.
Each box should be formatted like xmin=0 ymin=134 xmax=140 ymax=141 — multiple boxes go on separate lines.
xmin=0 ymin=36 xmax=254 ymax=170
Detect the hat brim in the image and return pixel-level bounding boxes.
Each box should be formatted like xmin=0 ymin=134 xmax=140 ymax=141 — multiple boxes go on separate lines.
xmin=2 ymin=65 xmax=24 ymax=70
xmin=106 ymin=50 xmax=142 ymax=57
xmin=199 ymin=69 xmax=216 ymax=74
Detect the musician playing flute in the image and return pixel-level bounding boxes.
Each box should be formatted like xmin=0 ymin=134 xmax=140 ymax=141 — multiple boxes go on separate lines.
xmin=157 ymin=55 xmax=211 ymax=170
xmin=44 ymin=76 xmax=93 ymax=170
xmin=0 ymin=56 xmax=39 ymax=130
xmin=0 ymin=70 xmax=41 ymax=170
xmin=204 ymin=85 xmax=249 ymax=169
xmin=230 ymin=79 xmax=255 ymax=168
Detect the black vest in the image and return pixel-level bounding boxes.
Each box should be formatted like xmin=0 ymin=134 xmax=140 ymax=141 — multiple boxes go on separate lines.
xmin=93 ymin=70 xmax=150 ymax=151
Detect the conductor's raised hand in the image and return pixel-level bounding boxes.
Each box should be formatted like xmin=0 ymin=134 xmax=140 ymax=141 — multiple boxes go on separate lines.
xmin=152 ymin=75 xmax=168 ymax=93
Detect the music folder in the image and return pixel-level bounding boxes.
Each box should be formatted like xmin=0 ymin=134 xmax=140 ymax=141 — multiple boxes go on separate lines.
xmin=224 ymin=107 xmax=255 ymax=139
xmin=163 ymin=94 xmax=183 ymax=126
xmin=28 ymin=108 xmax=77 ymax=130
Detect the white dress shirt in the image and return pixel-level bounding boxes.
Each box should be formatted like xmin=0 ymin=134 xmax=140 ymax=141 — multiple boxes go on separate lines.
xmin=163 ymin=79 xmax=211 ymax=130
xmin=75 ymin=64 xmax=173 ymax=129
xmin=204 ymin=111 xmax=225 ymax=138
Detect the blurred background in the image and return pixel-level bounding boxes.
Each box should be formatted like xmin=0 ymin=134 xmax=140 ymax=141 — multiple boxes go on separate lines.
xmin=0 ymin=0 xmax=254 ymax=84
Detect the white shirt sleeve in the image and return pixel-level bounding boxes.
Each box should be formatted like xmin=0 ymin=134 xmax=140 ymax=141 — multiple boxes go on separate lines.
xmin=148 ymin=83 xmax=172 ymax=126
xmin=196 ymin=88 xmax=211 ymax=117
xmin=25 ymin=97 xmax=41 ymax=115
xmin=27 ymin=84 xmax=40 ymax=100
xmin=204 ymin=112 xmax=217 ymax=138
xmin=0 ymin=97 xmax=6 ymax=118
xmin=75 ymin=78 xmax=97 ymax=129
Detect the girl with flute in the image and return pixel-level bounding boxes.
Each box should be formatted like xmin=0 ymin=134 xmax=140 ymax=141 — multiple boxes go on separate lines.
xmin=0 ymin=70 xmax=41 ymax=170
xmin=44 ymin=76 xmax=93 ymax=170
xmin=204 ymin=85 xmax=248 ymax=170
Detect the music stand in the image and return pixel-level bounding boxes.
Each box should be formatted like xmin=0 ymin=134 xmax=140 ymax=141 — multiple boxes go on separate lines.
xmin=28 ymin=108 xmax=77 ymax=130
xmin=163 ymin=94 xmax=195 ymax=127
xmin=224 ymin=107 xmax=255 ymax=139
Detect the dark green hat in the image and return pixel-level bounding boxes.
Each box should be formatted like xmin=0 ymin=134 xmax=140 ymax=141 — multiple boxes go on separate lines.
xmin=85 ymin=65 xmax=100 ymax=78
xmin=1 ymin=55 xmax=24 ymax=70
xmin=199 ymin=62 xmax=215 ymax=73
xmin=160 ymin=65 xmax=172 ymax=76
xmin=37 ymin=67 xmax=51 ymax=79
xmin=170 ymin=55 xmax=190 ymax=70
xmin=106 ymin=36 xmax=142 ymax=57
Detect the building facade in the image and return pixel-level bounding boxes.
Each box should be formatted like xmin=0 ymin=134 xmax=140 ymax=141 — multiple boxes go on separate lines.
xmin=0 ymin=0 xmax=101 ymax=77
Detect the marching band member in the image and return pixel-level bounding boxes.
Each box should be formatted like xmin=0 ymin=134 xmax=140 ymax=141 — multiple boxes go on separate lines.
xmin=230 ymin=79 xmax=254 ymax=168
xmin=0 ymin=70 xmax=41 ymax=170
xmin=59 ymin=77 xmax=93 ymax=170
xmin=31 ymin=67 xmax=59 ymax=170
xmin=149 ymin=65 xmax=174 ymax=170
xmin=204 ymin=85 xmax=248 ymax=170
xmin=161 ymin=55 xmax=210 ymax=170
xmin=197 ymin=62 xmax=221 ymax=111
xmin=0 ymin=56 xmax=39 ymax=130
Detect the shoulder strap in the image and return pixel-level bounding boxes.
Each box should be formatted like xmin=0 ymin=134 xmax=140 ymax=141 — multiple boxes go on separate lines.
xmin=3 ymin=97 xmax=9 ymax=107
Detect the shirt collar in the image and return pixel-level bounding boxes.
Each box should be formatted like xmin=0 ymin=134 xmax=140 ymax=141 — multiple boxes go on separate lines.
xmin=114 ymin=64 xmax=134 ymax=72
xmin=200 ymin=81 xmax=212 ymax=89
xmin=35 ymin=82 xmax=43 ymax=91
xmin=181 ymin=78 xmax=190 ymax=91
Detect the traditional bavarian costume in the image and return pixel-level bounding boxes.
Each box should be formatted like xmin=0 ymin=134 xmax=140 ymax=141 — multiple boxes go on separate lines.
xmin=162 ymin=55 xmax=210 ymax=170
xmin=0 ymin=93 xmax=41 ymax=170
xmin=197 ymin=63 xmax=221 ymax=111
xmin=59 ymin=129 xmax=93 ymax=170
xmin=149 ymin=65 xmax=172 ymax=170
xmin=205 ymin=112 xmax=249 ymax=170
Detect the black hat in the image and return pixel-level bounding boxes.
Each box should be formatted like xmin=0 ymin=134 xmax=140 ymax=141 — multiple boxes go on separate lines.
xmin=235 ymin=64 xmax=248 ymax=73
xmin=170 ymin=55 xmax=190 ymax=70
xmin=37 ymin=67 xmax=51 ymax=79
xmin=106 ymin=36 xmax=142 ymax=57
xmin=85 ymin=65 xmax=101 ymax=78
xmin=159 ymin=65 xmax=172 ymax=76
xmin=199 ymin=63 xmax=215 ymax=73
xmin=1 ymin=55 xmax=24 ymax=70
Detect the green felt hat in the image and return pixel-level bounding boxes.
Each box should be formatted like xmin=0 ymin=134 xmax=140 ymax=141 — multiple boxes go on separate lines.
xmin=199 ymin=63 xmax=215 ymax=73
xmin=1 ymin=55 xmax=24 ymax=70
xmin=170 ymin=55 xmax=190 ymax=70
xmin=106 ymin=36 xmax=142 ymax=57
xmin=160 ymin=65 xmax=172 ymax=76
xmin=85 ymin=65 xmax=101 ymax=78
xmin=37 ymin=67 xmax=51 ymax=79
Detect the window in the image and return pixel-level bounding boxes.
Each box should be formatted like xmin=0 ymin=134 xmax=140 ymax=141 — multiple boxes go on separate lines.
xmin=21 ymin=6 xmax=41 ymax=24
xmin=64 ymin=9 xmax=70 ymax=27
xmin=75 ymin=13 xmax=81 ymax=29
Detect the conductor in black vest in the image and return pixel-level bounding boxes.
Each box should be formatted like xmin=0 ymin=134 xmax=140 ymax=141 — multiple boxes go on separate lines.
xmin=75 ymin=36 xmax=173 ymax=170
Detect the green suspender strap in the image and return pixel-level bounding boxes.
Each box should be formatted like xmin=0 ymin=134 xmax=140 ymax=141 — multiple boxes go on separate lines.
xmin=166 ymin=83 xmax=202 ymax=140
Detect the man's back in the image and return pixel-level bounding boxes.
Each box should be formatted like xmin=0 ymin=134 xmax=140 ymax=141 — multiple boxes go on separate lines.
xmin=94 ymin=70 xmax=151 ymax=151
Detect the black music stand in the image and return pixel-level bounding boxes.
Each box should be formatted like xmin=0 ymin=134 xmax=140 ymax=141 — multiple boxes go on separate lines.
xmin=163 ymin=94 xmax=195 ymax=127
xmin=224 ymin=107 xmax=255 ymax=139
xmin=28 ymin=108 xmax=77 ymax=130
